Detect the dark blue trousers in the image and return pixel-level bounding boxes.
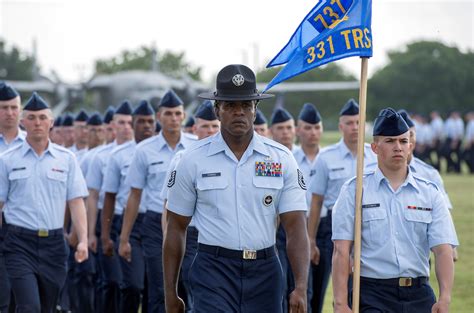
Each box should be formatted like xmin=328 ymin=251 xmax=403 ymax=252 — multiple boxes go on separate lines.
xmin=118 ymin=213 xmax=145 ymax=313
xmin=190 ymin=248 xmax=283 ymax=313
xmin=178 ymin=226 xmax=199 ymax=312
xmin=310 ymin=211 xmax=333 ymax=313
xmin=141 ymin=211 xmax=165 ymax=313
xmin=0 ymin=220 xmax=13 ymax=313
xmin=3 ymin=226 xmax=68 ymax=313
xmin=351 ymin=277 xmax=436 ymax=313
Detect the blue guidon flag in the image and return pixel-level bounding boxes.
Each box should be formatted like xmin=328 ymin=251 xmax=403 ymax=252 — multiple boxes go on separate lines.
xmin=264 ymin=0 xmax=372 ymax=92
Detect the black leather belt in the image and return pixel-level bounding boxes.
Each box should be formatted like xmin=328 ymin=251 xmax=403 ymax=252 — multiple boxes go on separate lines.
xmin=8 ymin=225 xmax=64 ymax=238
xmin=361 ymin=276 xmax=428 ymax=287
xmin=198 ymin=243 xmax=276 ymax=260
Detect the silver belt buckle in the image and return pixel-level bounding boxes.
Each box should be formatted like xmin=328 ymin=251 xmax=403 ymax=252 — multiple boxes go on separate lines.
xmin=243 ymin=249 xmax=257 ymax=260
xmin=38 ymin=229 xmax=49 ymax=237
xmin=399 ymin=277 xmax=412 ymax=287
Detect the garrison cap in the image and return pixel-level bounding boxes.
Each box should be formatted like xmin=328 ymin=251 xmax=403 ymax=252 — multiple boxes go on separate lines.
xmin=271 ymin=107 xmax=293 ymax=125
xmin=75 ymin=110 xmax=89 ymax=122
xmin=61 ymin=113 xmax=74 ymax=126
xmin=0 ymin=82 xmax=19 ymax=101
xmin=133 ymin=100 xmax=155 ymax=116
xmin=155 ymin=121 xmax=162 ymax=133
xmin=298 ymin=103 xmax=321 ymax=124
xmin=159 ymin=89 xmax=184 ymax=108
xmin=87 ymin=112 xmax=103 ymax=126
xmin=194 ymin=100 xmax=217 ymax=121
xmin=198 ymin=64 xmax=273 ymax=101
xmin=54 ymin=116 xmax=62 ymax=127
xmin=23 ymin=92 xmax=49 ymax=111
xmin=103 ymin=106 xmax=115 ymax=124
xmin=115 ymin=100 xmax=133 ymax=115
xmin=339 ymin=99 xmax=359 ymax=116
xmin=184 ymin=116 xmax=195 ymax=128
xmin=397 ymin=109 xmax=415 ymax=128
xmin=254 ymin=109 xmax=268 ymax=125
xmin=373 ymin=108 xmax=410 ymax=136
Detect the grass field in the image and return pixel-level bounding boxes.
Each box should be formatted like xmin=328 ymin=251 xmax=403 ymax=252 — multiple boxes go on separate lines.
xmin=317 ymin=132 xmax=474 ymax=312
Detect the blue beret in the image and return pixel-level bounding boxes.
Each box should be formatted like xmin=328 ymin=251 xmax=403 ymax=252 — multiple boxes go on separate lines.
xmin=24 ymin=92 xmax=49 ymax=111
xmin=133 ymin=100 xmax=155 ymax=116
xmin=87 ymin=112 xmax=103 ymax=126
xmin=184 ymin=116 xmax=195 ymax=128
xmin=61 ymin=113 xmax=74 ymax=126
xmin=298 ymin=103 xmax=321 ymax=124
xmin=373 ymin=108 xmax=409 ymax=136
xmin=0 ymin=82 xmax=19 ymax=101
xmin=339 ymin=99 xmax=359 ymax=116
xmin=53 ymin=116 xmax=62 ymax=127
xmin=155 ymin=121 xmax=162 ymax=133
xmin=159 ymin=89 xmax=184 ymax=108
xmin=75 ymin=110 xmax=89 ymax=122
xmin=397 ymin=109 xmax=415 ymax=128
xmin=195 ymin=100 xmax=217 ymax=121
xmin=116 ymin=100 xmax=133 ymax=115
xmin=103 ymin=106 xmax=115 ymax=124
xmin=271 ymin=108 xmax=293 ymax=125
xmin=254 ymin=109 xmax=267 ymax=125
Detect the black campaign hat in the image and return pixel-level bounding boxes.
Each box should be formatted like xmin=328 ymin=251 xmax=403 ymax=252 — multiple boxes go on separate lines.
xmin=87 ymin=112 xmax=103 ymax=126
xmin=373 ymin=108 xmax=409 ymax=136
xmin=159 ymin=89 xmax=184 ymax=108
xmin=198 ymin=64 xmax=273 ymax=101
xmin=24 ymin=92 xmax=49 ymax=111
xmin=397 ymin=109 xmax=415 ymax=128
xmin=75 ymin=110 xmax=89 ymax=122
xmin=195 ymin=100 xmax=217 ymax=121
xmin=298 ymin=103 xmax=321 ymax=124
xmin=0 ymin=82 xmax=19 ymax=101
xmin=254 ymin=109 xmax=268 ymax=125
xmin=340 ymin=99 xmax=359 ymax=116
xmin=133 ymin=100 xmax=155 ymax=116
xmin=271 ymin=108 xmax=293 ymax=125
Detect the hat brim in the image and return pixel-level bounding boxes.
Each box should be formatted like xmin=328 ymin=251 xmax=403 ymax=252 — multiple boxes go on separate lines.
xmin=198 ymin=92 xmax=273 ymax=101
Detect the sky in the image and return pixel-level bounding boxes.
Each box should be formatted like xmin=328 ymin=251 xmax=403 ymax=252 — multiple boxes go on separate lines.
xmin=0 ymin=0 xmax=473 ymax=84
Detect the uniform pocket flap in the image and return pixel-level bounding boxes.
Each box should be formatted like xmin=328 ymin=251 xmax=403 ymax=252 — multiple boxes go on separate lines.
xmin=405 ymin=210 xmax=432 ymax=224
xmin=252 ymin=176 xmax=284 ymax=189
xmin=8 ymin=168 xmax=31 ymax=180
xmin=197 ymin=174 xmax=228 ymax=191
xmin=47 ymin=169 xmax=68 ymax=182
xmin=362 ymin=208 xmax=387 ymax=222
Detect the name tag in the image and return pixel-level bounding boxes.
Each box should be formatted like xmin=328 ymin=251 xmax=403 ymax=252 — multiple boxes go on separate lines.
xmin=150 ymin=161 xmax=164 ymax=166
xmin=202 ymin=172 xmax=221 ymax=178
xmin=51 ymin=168 xmax=65 ymax=173
xmin=362 ymin=203 xmax=380 ymax=209
xmin=12 ymin=167 xmax=26 ymax=172
xmin=331 ymin=167 xmax=345 ymax=172
xmin=407 ymin=205 xmax=432 ymax=211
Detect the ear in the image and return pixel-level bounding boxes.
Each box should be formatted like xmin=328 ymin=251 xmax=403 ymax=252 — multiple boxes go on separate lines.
xmin=371 ymin=142 xmax=378 ymax=154
xmin=214 ymin=105 xmax=221 ymax=121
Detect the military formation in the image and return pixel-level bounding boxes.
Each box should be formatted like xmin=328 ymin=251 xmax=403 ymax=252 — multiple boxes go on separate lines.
xmin=0 ymin=64 xmax=462 ymax=313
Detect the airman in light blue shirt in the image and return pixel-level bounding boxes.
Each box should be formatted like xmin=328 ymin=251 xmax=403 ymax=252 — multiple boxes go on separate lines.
xmin=0 ymin=82 xmax=25 ymax=154
xmin=0 ymin=129 xmax=25 ymax=154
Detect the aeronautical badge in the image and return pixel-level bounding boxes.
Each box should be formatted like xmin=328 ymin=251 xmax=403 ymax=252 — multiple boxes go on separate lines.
xmin=263 ymin=194 xmax=273 ymax=207
xmin=297 ymin=169 xmax=307 ymax=190
xmin=167 ymin=170 xmax=176 ymax=188
xmin=232 ymin=74 xmax=245 ymax=87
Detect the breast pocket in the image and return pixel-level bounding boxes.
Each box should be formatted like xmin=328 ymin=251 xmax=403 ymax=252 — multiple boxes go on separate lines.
xmin=47 ymin=169 xmax=68 ymax=198
xmin=252 ymin=176 xmax=283 ymax=216
xmin=404 ymin=209 xmax=432 ymax=244
xmin=362 ymin=208 xmax=389 ymax=245
xmin=148 ymin=163 xmax=168 ymax=191
xmin=328 ymin=168 xmax=349 ymax=182
xmin=8 ymin=169 xmax=31 ymax=192
xmin=196 ymin=175 xmax=228 ymax=216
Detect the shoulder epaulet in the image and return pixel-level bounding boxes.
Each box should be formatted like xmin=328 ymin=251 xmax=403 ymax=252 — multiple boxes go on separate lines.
xmin=414 ymin=157 xmax=435 ymax=171
xmin=52 ymin=143 xmax=75 ymax=156
xmin=320 ymin=143 xmax=339 ymax=153
xmin=412 ymin=174 xmax=440 ymax=191
xmin=112 ymin=140 xmax=134 ymax=154
xmin=0 ymin=143 xmax=22 ymax=157
xmin=183 ymin=132 xmax=198 ymax=141
xmin=260 ymin=136 xmax=291 ymax=155
xmin=136 ymin=135 xmax=158 ymax=149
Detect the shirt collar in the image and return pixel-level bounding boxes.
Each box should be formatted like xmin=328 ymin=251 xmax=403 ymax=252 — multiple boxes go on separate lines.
xmin=156 ymin=132 xmax=189 ymax=152
xmin=0 ymin=128 xmax=26 ymax=142
xmin=207 ymin=132 xmax=270 ymax=159
xmin=338 ymin=139 xmax=353 ymax=159
xmin=374 ymin=166 xmax=419 ymax=193
xmin=20 ymin=140 xmax=57 ymax=158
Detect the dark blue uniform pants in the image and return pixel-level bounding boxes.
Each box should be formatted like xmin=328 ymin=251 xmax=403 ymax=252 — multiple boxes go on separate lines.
xmin=141 ymin=211 xmax=165 ymax=313
xmin=351 ymin=277 xmax=436 ymax=313
xmin=3 ymin=226 xmax=68 ymax=313
xmin=0 ymin=221 xmax=14 ymax=313
xmin=190 ymin=247 xmax=283 ymax=313
xmin=310 ymin=211 xmax=333 ymax=313
xmin=118 ymin=213 xmax=145 ymax=313
xmin=178 ymin=226 xmax=198 ymax=312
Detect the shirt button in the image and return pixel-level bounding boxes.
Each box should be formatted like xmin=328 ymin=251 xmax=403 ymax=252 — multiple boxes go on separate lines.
xmin=395 ymin=232 xmax=399 ymax=236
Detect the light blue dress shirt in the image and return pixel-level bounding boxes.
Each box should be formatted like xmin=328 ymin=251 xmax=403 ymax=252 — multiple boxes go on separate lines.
xmin=86 ymin=142 xmax=118 ymax=209
xmin=332 ymin=167 xmax=459 ymax=279
xmin=125 ymin=132 xmax=196 ymax=214
xmin=0 ymin=141 xmax=88 ymax=230
xmin=0 ymin=129 xmax=25 ymax=154
xmin=309 ymin=139 xmax=377 ymax=212
xmin=167 ymin=132 xmax=307 ymax=251
xmin=103 ymin=140 xmax=147 ymax=214
xmin=293 ymin=147 xmax=318 ymax=214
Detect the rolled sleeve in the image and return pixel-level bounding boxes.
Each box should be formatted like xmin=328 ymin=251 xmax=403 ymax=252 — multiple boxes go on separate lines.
xmin=428 ymin=190 xmax=459 ymax=248
xmin=310 ymin=156 xmax=328 ymax=196
xmin=103 ymin=156 xmax=121 ymax=193
xmin=167 ymin=157 xmax=196 ymax=217
xmin=277 ymin=155 xmax=307 ymax=214
xmin=67 ymin=155 xmax=89 ymax=200
xmin=86 ymin=154 xmax=103 ymax=191
xmin=331 ymin=182 xmax=355 ymax=241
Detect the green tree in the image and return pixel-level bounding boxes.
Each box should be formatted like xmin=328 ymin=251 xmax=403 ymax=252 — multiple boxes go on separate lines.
xmin=257 ymin=63 xmax=358 ymax=129
xmin=0 ymin=39 xmax=35 ymax=80
xmin=368 ymin=41 xmax=474 ymax=117
xmin=95 ymin=46 xmax=202 ymax=80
